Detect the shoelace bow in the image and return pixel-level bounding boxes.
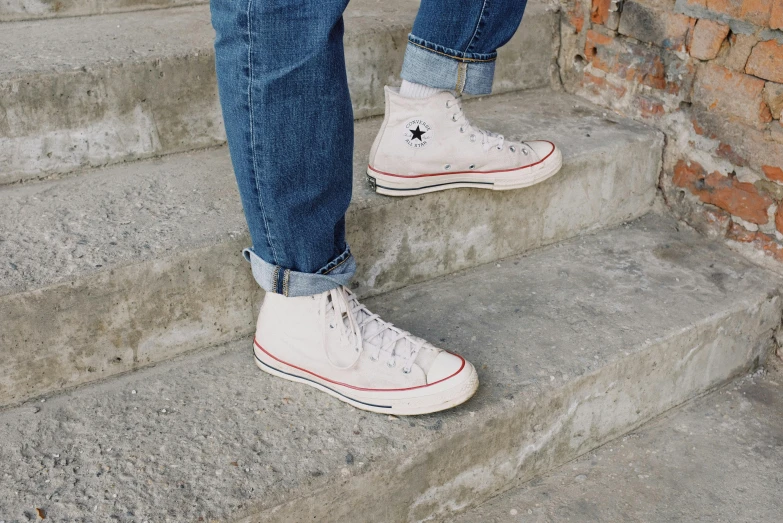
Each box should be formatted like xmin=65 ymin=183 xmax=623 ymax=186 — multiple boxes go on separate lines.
xmin=322 ymin=287 xmax=425 ymax=374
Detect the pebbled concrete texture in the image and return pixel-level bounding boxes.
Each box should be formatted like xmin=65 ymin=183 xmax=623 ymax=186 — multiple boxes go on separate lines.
xmin=0 ymin=90 xmax=662 ymax=407
xmin=0 ymin=0 xmax=207 ymax=21
xmin=0 ymin=0 xmax=557 ymax=183
xmin=454 ymin=366 xmax=783 ymax=522
xmin=0 ymin=214 xmax=780 ymax=522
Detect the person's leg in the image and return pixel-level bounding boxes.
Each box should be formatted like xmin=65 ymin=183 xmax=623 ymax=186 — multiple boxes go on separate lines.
xmin=403 ymin=0 xmax=528 ymax=96
xmin=211 ymin=0 xmax=478 ymax=415
xmin=367 ymin=0 xmax=562 ymax=196
xmin=211 ymin=0 xmax=355 ymax=297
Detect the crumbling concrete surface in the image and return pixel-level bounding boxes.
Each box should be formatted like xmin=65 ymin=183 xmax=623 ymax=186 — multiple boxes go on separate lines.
xmin=455 ymin=365 xmax=783 ymax=522
xmin=0 ymin=214 xmax=779 ymax=522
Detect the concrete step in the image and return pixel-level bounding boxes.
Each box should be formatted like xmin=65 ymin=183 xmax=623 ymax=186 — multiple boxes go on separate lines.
xmin=0 ymin=89 xmax=662 ymax=407
xmin=453 ymin=367 xmax=783 ymax=522
xmin=0 ymin=213 xmax=779 ymax=521
xmin=0 ymin=0 xmax=208 ymax=22
xmin=0 ymin=0 xmax=559 ymax=184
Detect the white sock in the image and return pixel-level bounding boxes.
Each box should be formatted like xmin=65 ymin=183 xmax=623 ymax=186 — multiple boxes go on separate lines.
xmin=399 ymin=80 xmax=444 ymax=99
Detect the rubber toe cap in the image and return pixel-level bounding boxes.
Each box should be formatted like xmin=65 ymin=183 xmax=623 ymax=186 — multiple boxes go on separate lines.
xmin=427 ymin=351 xmax=467 ymax=384
xmin=526 ymin=140 xmax=556 ymax=162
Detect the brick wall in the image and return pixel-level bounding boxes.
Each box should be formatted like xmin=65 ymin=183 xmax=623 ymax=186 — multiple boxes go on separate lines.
xmin=559 ymin=0 xmax=783 ymax=263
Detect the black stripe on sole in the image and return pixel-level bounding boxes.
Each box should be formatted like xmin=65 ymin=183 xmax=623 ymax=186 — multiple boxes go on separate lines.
xmin=371 ymin=178 xmax=494 ymax=192
xmin=254 ymin=351 xmax=393 ymax=409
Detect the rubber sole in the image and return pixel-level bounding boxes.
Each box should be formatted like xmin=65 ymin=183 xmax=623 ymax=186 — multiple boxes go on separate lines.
xmin=253 ymin=343 xmax=479 ymax=416
xmin=367 ymin=145 xmax=562 ymax=196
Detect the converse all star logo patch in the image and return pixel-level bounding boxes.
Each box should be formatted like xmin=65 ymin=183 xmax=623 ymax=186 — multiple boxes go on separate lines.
xmin=404 ymin=118 xmax=432 ymax=148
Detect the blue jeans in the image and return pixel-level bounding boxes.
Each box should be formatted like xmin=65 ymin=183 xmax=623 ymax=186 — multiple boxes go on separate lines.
xmin=211 ymin=0 xmax=527 ymax=296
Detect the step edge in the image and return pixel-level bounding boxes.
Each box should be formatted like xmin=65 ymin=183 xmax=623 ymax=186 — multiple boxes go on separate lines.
xmin=239 ymin=289 xmax=783 ymax=521
xmin=0 ymin=88 xmax=663 ymax=297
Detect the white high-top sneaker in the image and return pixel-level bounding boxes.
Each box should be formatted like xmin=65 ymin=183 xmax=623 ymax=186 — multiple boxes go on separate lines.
xmin=253 ymin=287 xmax=479 ymax=415
xmin=367 ymin=86 xmax=562 ymax=196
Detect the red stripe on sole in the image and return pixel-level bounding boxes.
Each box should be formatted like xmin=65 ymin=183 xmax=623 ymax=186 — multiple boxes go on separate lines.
xmin=253 ymin=338 xmax=466 ymax=392
xmin=368 ymin=141 xmax=556 ymax=178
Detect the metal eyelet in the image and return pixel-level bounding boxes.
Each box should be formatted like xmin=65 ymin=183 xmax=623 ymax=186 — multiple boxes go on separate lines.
xmin=459 ymin=126 xmax=465 ymax=133
xmin=387 ymin=359 xmax=396 ymax=368
xmin=523 ymin=148 xmax=530 ymax=156
xmin=496 ymin=145 xmax=502 ymax=150
xmin=469 ymin=164 xmax=476 ymax=169
xmin=402 ymin=367 xmax=411 ymax=374
xmin=444 ymin=164 xmax=451 ymax=170
xmin=470 ymin=134 xmax=476 ymax=142
xmin=370 ymin=355 xmax=378 ymax=362
xmin=451 ymin=114 xmax=458 ymax=122
xmin=509 ymin=146 xmax=516 ymax=152
xmin=445 ymin=101 xmax=451 ymax=108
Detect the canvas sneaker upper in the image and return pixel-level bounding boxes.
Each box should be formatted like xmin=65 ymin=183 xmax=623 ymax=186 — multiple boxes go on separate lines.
xmin=368 ymin=86 xmax=557 ymax=178
xmin=254 ymin=287 xmax=476 ymax=410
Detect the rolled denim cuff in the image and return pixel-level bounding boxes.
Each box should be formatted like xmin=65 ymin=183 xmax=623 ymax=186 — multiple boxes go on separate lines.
xmin=400 ymin=34 xmax=496 ymax=95
xmin=243 ymin=247 xmax=355 ymax=297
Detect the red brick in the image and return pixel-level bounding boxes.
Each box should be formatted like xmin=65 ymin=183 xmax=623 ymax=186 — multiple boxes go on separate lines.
xmin=582 ymin=72 xmax=628 ymax=98
xmin=693 ymin=63 xmax=771 ymax=126
xmin=739 ymin=0 xmax=774 ymax=26
xmin=746 ymin=40 xmax=783 ymax=84
xmin=618 ymin=1 xmax=692 ymax=50
xmin=686 ymin=0 xmax=774 ymax=27
xmin=704 ymin=207 xmax=733 ymax=232
xmin=691 ymin=117 xmax=713 ymax=137
xmin=716 ymin=142 xmax=749 ymax=166
xmin=718 ymin=33 xmax=759 ymax=71
xmin=688 ymin=19 xmax=730 ymax=60
xmin=727 ymin=220 xmax=759 ymax=242
xmin=673 ymin=159 xmax=773 ymax=224
xmin=638 ymin=97 xmax=666 ymax=117
xmin=591 ymin=0 xmax=613 ymax=24
xmin=566 ymin=0 xmax=587 ymax=32
xmin=585 ymin=29 xmax=614 ymax=59
xmin=772 ymin=0 xmax=783 ymax=29
xmin=690 ymin=108 xmax=783 ymax=174
xmin=727 ymin=223 xmax=783 ymax=261
xmin=763 ymin=165 xmax=783 ymax=182
xmin=585 ymin=32 xmax=675 ymax=90
xmin=764 ymin=82 xmax=783 ymax=119
xmin=672 ymin=159 xmax=705 ymax=187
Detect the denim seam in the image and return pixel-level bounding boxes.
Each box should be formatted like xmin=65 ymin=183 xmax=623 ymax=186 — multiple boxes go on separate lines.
xmin=321 ymin=253 xmax=351 ymax=275
xmin=465 ymin=0 xmax=490 ymax=53
xmin=407 ymin=40 xmax=496 ymax=63
xmin=246 ymin=0 xmax=280 ymax=265
xmin=282 ymin=269 xmax=290 ymax=297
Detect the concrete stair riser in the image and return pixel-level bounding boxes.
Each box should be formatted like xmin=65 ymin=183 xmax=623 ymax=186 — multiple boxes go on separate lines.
xmin=1 ymin=215 xmax=779 ymax=521
xmin=0 ymin=1 xmax=557 ymax=184
xmin=0 ymin=90 xmax=662 ymax=408
xmin=0 ymin=0 xmax=208 ymax=21
xmin=452 ymin=371 xmax=783 ymax=523
xmin=251 ymin=299 xmax=779 ymax=522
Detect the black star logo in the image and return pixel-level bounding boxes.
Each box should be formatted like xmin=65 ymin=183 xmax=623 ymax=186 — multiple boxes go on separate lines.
xmin=409 ymin=125 xmax=426 ymax=141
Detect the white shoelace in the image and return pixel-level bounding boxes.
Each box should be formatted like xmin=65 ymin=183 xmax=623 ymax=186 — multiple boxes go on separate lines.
xmin=322 ymin=287 xmax=425 ymax=374
xmin=446 ymin=97 xmax=506 ymax=152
